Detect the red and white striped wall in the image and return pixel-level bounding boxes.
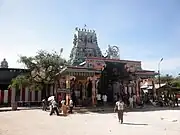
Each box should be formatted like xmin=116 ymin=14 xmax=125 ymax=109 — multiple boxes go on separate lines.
xmin=0 ymin=88 xmax=42 ymax=105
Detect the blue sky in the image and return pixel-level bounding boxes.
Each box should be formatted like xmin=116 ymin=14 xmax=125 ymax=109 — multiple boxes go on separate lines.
xmin=0 ymin=0 xmax=180 ymax=76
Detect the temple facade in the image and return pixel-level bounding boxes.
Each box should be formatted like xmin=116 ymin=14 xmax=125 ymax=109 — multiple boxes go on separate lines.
xmin=67 ymin=27 xmax=157 ymax=104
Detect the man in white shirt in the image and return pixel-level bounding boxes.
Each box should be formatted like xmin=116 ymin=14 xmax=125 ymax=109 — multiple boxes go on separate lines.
xmin=102 ymin=94 xmax=107 ymax=106
xmin=96 ymin=94 xmax=101 ymax=106
xmin=69 ymin=99 xmax=73 ymax=113
xmin=114 ymin=99 xmax=125 ymax=124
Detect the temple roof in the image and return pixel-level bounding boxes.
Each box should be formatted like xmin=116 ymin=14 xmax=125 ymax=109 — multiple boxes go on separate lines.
xmin=56 ymin=66 xmax=101 ymax=76
xmin=86 ymin=57 xmax=141 ymax=63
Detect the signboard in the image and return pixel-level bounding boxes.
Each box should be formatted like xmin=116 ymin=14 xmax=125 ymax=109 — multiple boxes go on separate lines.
xmin=57 ymin=88 xmax=70 ymax=93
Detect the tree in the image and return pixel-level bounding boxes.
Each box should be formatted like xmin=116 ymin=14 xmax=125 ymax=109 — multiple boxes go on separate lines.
xmin=155 ymin=74 xmax=174 ymax=84
xmin=9 ymin=50 xmax=66 ymax=98
xmin=170 ymin=80 xmax=180 ymax=88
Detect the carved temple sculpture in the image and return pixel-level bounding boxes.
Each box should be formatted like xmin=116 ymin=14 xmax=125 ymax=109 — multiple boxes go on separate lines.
xmin=69 ymin=27 xmax=102 ymax=66
xmin=0 ymin=58 xmax=8 ymax=68
xmin=105 ymin=45 xmax=120 ymax=59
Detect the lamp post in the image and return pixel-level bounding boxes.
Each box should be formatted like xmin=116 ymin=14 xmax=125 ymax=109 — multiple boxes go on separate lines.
xmin=158 ymin=58 xmax=163 ymax=88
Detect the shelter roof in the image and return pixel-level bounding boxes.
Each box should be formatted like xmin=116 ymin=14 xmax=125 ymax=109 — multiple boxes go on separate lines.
xmin=56 ymin=66 xmax=101 ymax=76
xmin=135 ymin=70 xmax=158 ymax=76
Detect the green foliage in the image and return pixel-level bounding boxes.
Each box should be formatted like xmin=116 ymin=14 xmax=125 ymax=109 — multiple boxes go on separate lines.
xmin=155 ymin=74 xmax=174 ymax=84
xmin=170 ymin=79 xmax=180 ymax=88
xmin=8 ymin=74 xmax=29 ymax=89
xmin=9 ymin=49 xmax=66 ymax=91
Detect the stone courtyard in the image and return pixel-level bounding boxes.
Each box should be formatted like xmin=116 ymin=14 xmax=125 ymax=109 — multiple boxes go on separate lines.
xmin=0 ymin=109 xmax=180 ymax=135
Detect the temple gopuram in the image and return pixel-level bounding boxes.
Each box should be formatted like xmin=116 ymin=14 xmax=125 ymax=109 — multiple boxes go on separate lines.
xmin=56 ymin=27 xmax=157 ymax=106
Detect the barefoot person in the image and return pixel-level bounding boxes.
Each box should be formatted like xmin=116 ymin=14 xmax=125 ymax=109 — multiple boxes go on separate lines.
xmin=114 ymin=99 xmax=125 ymax=124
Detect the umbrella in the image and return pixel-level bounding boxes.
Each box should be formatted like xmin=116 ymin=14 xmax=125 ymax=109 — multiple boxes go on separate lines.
xmin=48 ymin=96 xmax=55 ymax=101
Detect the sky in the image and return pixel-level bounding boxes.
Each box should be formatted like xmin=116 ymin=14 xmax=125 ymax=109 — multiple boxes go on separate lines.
xmin=0 ymin=0 xmax=180 ymax=76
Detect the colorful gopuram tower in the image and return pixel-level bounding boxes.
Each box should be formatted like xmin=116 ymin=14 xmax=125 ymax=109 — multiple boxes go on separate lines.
xmin=69 ymin=27 xmax=102 ymax=66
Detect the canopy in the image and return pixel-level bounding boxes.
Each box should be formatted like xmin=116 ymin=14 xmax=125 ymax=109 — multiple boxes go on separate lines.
xmin=56 ymin=66 xmax=101 ymax=77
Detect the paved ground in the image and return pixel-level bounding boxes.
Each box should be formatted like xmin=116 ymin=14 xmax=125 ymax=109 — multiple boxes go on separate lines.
xmin=0 ymin=109 xmax=180 ymax=135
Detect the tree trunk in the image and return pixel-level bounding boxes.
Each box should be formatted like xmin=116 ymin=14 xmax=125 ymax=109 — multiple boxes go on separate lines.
xmin=11 ymin=86 xmax=18 ymax=110
xmin=11 ymin=102 xmax=17 ymax=110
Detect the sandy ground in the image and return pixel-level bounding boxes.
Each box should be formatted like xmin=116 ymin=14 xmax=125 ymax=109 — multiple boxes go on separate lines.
xmin=0 ymin=109 xmax=180 ymax=135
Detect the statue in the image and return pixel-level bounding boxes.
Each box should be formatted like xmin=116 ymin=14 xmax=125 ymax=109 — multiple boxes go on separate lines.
xmin=92 ymin=35 xmax=97 ymax=43
xmin=106 ymin=45 xmax=120 ymax=59
xmin=1 ymin=58 xmax=8 ymax=68
xmin=73 ymin=34 xmax=77 ymax=46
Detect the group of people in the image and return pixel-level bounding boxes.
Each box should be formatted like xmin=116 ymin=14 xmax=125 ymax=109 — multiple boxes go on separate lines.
xmin=114 ymin=93 xmax=138 ymax=109
xmin=42 ymin=96 xmax=74 ymax=116
xmin=96 ymin=94 xmax=107 ymax=106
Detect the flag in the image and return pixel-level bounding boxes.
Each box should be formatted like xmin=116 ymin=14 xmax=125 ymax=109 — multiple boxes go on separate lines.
xmin=160 ymin=58 xmax=163 ymax=62
xmin=60 ymin=48 xmax=63 ymax=53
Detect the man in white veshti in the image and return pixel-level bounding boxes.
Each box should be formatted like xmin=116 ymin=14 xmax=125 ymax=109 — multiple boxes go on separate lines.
xmin=102 ymin=94 xmax=107 ymax=106
xmin=114 ymin=98 xmax=125 ymax=124
xmin=96 ymin=93 xmax=101 ymax=106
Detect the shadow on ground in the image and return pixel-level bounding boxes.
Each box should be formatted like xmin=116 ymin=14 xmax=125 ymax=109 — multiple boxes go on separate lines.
xmin=1 ymin=105 xmax=180 ymax=114
xmin=0 ymin=107 xmax=42 ymax=112
xmin=122 ymin=122 xmax=148 ymax=126
xmin=75 ymin=105 xmax=180 ymax=114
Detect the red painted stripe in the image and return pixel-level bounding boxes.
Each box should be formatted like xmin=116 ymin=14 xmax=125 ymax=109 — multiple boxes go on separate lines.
xmin=1 ymin=90 xmax=4 ymax=104
xmin=8 ymin=88 xmax=12 ymax=103
xmin=22 ymin=88 xmax=25 ymax=101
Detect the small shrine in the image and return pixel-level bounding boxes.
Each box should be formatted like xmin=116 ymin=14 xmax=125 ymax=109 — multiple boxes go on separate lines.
xmin=0 ymin=58 xmax=8 ymax=68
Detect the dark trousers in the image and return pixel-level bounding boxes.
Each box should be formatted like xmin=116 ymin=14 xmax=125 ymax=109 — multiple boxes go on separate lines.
xmin=117 ymin=110 xmax=124 ymax=123
xmin=97 ymin=100 xmax=101 ymax=106
xmin=42 ymin=103 xmax=47 ymax=111
xmin=50 ymin=107 xmax=59 ymax=116
xmin=69 ymin=107 xmax=73 ymax=113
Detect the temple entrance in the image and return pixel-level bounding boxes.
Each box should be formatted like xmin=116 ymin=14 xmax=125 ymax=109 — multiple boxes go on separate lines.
xmin=99 ymin=61 xmax=130 ymax=102
xmin=55 ymin=66 xmax=101 ymax=107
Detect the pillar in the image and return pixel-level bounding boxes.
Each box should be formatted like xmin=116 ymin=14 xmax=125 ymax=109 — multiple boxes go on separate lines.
xmin=32 ymin=90 xmax=35 ymax=102
xmin=25 ymin=87 xmax=29 ymax=102
xmin=92 ymin=76 xmax=96 ymax=106
xmin=128 ymin=85 xmax=132 ymax=96
xmin=152 ymin=78 xmax=156 ymax=99
xmin=124 ymin=85 xmax=127 ymax=94
xmin=38 ymin=90 xmax=42 ymax=101
xmin=50 ymin=85 xmax=54 ymax=96
xmin=136 ymin=79 xmax=140 ymax=103
xmin=11 ymin=87 xmax=17 ymax=110
xmin=82 ymin=81 xmax=86 ymax=100
xmin=65 ymin=75 xmax=70 ymax=105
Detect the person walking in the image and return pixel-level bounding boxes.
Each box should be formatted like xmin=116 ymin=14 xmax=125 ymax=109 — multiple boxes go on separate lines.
xmin=114 ymin=99 xmax=125 ymax=124
xmin=42 ymin=98 xmax=47 ymax=111
xmin=69 ymin=99 xmax=74 ymax=114
xmin=49 ymin=99 xmax=59 ymax=116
